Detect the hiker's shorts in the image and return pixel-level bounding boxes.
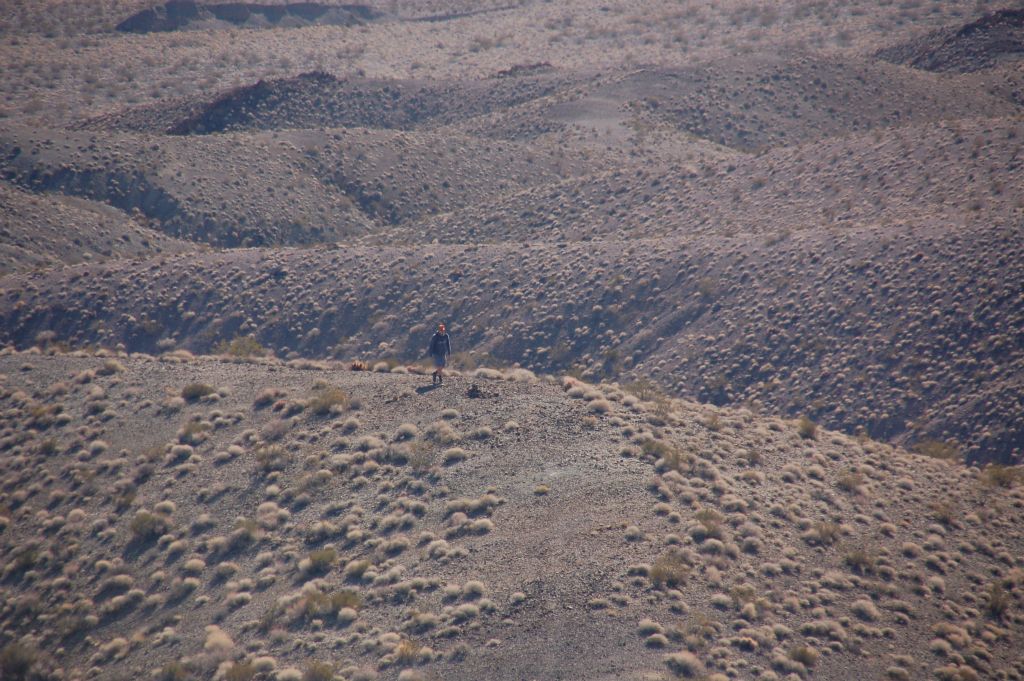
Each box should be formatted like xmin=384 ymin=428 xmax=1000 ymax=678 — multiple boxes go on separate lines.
xmin=432 ymin=354 xmax=447 ymax=368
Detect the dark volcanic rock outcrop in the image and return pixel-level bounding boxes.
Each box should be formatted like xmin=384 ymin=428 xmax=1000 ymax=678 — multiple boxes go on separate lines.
xmin=877 ymin=9 xmax=1024 ymax=73
xmin=116 ymin=1 xmax=382 ymax=33
xmin=166 ymin=71 xmax=568 ymax=135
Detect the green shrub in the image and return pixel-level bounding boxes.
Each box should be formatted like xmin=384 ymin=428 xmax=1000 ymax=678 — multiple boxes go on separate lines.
xmin=181 ymin=383 xmax=215 ymax=401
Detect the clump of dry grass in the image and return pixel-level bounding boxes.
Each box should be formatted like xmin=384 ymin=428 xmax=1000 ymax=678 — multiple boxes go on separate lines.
xmin=788 ymin=644 xmax=819 ymax=668
xmin=981 ymin=465 xmax=1023 ymax=488
xmin=984 ymin=583 xmax=1011 ymax=620
xmin=130 ymin=509 xmax=170 ymax=542
xmin=308 ymin=386 xmax=348 ymax=416
xmin=914 ymin=439 xmax=960 ymax=461
xmin=663 ymin=650 xmax=703 ymax=677
xmin=797 ymin=415 xmax=817 ymax=440
xmin=181 ymin=382 xmax=216 ymax=401
xmin=650 ymin=552 xmax=690 ymax=588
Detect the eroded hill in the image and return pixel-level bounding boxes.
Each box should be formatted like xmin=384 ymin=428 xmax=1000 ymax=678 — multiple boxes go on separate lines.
xmin=2 ymin=205 xmax=1023 ymax=464
xmin=877 ymin=9 xmax=1024 ymax=74
xmin=0 ymin=180 xmax=192 ymax=275
xmin=0 ymin=351 xmax=1021 ymax=681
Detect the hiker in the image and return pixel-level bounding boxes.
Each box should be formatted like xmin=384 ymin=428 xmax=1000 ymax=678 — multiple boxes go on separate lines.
xmin=429 ymin=323 xmax=451 ymax=385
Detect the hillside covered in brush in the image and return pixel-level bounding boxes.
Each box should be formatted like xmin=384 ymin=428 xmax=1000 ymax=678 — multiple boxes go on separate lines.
xmin=0 ymin=350 xmax=1022 ymax=681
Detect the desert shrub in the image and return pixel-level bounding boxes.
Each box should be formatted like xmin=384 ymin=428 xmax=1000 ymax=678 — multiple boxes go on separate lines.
xmin=98 ymin=359 xmax=125 ymax=375
xmin=930 ymin=501 xmax=956 ymax=526
xmin=301 ymin=589 xmax=361 ymax=620
xmin=642 ymin=439 xmax=674 ymax=459
xmin=224 ymin=662 xmax=257 ymax=681
xmin=913 ymin=439 xmax=960 ymax=462
xmin=663 ymin=651 xmax=703 ymax=677
xmin=331 ymin=590 xmax=362 ymax=610
xmin=308 ymin=387 xmax=348 ymax=416
xmin=394 ymin=423 xmax=419 ymax=441
xmin=394 ymin=639 xmax=420 ymax=666
xmin=158 ymin=662 xmax=191 ymax=681
xmin=179 ymin=420 xmax=211 ymax=444
xmin=307 ymin=548 xmax=337 ymax=574
xmin=985 ymin=583 xmax=1010 ymax=620
xmin=349 ymin=360 xmax=367 ymax=371
xmin=303 ymin=662 xmax=335 ymax=681
xmin=836 ymin=471 xmax=864 ymax=492
xmin=258 ymin=605 xmax=283 ymax=634
xmin=181 ymin=383 xmax=215 ymax=401
xmin=216 ymin=336 xmax=267 ymax=358
xmin=254 ymin=388 xmax=284 ymax=408
xmin=808 ymin=521 xmax=840 ymax=546
xmin=255 ymin=445 xmax=287 ymax=473
xmin=797 ymin=416 xmax=817 ymax=440
xmin=407 ymin=441 xmax=434 ymax=472
xmin=0 ymin=643 xmax=36 ymax=681
xmin=343 ymin=559 xmax=371 ymax=580
xmin=624 ymin=378 xmax=662 ymax=401
xmin=261 ymin=419 xmax=290 ymax=442
xmin=442 ymin=447 xmax=468 ymax=465
xmin=130 ymin=510 xmax=169 ymax=542
xmin=843 ymin=549 xmax=876 ymax=575
xmin=650 ymin=553 xmax=690 ymax=588
xmin=788 ymin=645 xmax=819 ymax=667
xmin=982 ymin=465 xmax=1023 ymax=488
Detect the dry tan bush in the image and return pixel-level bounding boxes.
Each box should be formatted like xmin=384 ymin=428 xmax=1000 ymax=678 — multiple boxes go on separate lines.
xmin=308 ymin=387 xmax=348 ymax=416
xmin=797 ymin=416 xmax=817 ymax=439
xmin=181 ymin=383 xmax=216 ymax=401
xmin=650 ymin=553 xmax=690 ymax=588
xmin=913 ymin=439 xmax=960 ymax=462
xmin=664 ymin=650 xmax=703 ymax=677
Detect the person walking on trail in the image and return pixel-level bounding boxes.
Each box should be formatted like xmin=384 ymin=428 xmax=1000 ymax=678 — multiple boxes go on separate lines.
xmin=429 ymin=323 xmax=451 ymax=385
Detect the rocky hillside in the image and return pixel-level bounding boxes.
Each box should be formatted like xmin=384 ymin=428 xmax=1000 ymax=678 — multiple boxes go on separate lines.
xmin=2 ymin=203 xmax=1023 ymax=465
xmin=0 ymin=350 xmax=1021 ymax=681
xmin=0 ymin=180 xmax=191 ymax=275
xmin=877 ymin=9 xmax=1024 ymax=74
